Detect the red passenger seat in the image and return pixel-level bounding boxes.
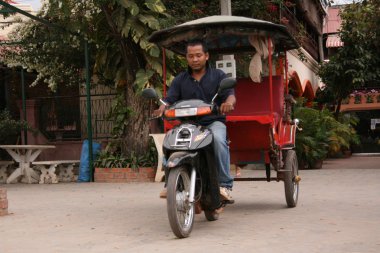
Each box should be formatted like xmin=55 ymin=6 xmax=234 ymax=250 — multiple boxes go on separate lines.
xmin=226 ymin=76 xmax=284 ymax=163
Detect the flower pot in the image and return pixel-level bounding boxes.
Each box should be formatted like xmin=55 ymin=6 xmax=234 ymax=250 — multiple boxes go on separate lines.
xmin=298 ymin=160 xmax=306 ymax=170
xmin=342 ymin=150 xmax=352 ymax=158
xmin=310 ymin=159 xmax=323 ymax=170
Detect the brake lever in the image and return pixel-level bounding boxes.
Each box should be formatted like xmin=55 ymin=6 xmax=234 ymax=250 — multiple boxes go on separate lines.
xmin=148 ymin=116 xmax=162 ymax=121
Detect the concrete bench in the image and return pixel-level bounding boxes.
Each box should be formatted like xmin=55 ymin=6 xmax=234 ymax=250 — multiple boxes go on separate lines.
xmin=149 ymin=134 xmax=165 ymax=182
xmin=0 ymin=161 xmax=14 ymax=184
xmin=32 ymin=160 xmax=80 ymax=184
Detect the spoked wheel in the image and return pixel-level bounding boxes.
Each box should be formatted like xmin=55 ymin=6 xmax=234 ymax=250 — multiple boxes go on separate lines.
xmin=167 ymin=166 xmax=194 ymax=238
xmin=283 ymin=150 xmax=299 ymax=207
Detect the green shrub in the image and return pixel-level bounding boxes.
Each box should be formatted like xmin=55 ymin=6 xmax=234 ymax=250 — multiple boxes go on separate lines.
xmin=321 ymin=110 xmax=360 ymax=156
xmin=94 ymin=140 xmax=158 ymax=169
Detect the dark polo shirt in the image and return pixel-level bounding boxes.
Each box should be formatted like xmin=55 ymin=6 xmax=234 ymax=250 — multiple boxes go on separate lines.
xmin=164 ymin=67 xmax=235 ymax=126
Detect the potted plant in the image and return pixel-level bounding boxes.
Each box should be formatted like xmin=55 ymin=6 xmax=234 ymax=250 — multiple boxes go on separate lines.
xmin=341 ymin=97 xmax=350 ymax=104
xmin=350 ymin=90 xmax=365 ymax=104
xmin=365 ymin=89 xmax=377 ymax=103
xmin=94 ymin=141 xmax=158 ymax=182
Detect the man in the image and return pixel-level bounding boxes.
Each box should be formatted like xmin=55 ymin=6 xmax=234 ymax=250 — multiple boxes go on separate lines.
xmin=154 ymin=39 xmax=236 ymax=202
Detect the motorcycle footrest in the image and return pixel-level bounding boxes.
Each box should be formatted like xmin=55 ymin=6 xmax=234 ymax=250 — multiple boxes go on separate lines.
xmin=277 ymin=169 xmax=292 ymax=172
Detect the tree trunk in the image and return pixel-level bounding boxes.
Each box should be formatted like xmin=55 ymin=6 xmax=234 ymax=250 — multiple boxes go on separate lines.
xmin=122 ymin=85 xmax=152 ymax=156
xmin=102 ymin=3 xmax=154 ymax=157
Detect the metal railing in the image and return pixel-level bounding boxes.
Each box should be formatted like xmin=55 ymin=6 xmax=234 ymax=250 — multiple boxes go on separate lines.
xmin=79 ymin=94 xmax=116 ymax=140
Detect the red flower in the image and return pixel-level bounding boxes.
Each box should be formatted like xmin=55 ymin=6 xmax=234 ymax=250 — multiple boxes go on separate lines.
xmin=267 ymin=3 xmax=278 ymax=12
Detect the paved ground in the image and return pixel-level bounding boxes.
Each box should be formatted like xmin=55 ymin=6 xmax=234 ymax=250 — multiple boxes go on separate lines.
xmin=1 ymin=156 xmax=379 ymax=253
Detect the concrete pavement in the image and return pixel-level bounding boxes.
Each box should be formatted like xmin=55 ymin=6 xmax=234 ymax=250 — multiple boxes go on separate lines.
xmin=0 ymin=156 xmax=379 ymax=253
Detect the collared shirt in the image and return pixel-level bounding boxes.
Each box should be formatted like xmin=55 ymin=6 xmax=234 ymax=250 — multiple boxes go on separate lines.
xmin=164 ymin=67 xmax=235 ymax=125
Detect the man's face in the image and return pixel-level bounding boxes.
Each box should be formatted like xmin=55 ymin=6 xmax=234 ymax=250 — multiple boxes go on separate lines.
xmin=186 ymin=45 xmax=209 ymax=72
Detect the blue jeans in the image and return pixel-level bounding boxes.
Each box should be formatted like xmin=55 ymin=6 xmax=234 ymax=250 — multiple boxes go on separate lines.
xmin=207 ymin=121 xmax=233 ymax=189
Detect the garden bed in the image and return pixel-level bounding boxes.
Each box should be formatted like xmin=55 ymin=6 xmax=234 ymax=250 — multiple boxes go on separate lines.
xmin=94 ymin=167 xmax=155 ymax=183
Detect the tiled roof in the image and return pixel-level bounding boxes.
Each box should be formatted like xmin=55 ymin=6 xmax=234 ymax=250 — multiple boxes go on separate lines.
xmin=323 ymin=6 xmax=342 ymax=34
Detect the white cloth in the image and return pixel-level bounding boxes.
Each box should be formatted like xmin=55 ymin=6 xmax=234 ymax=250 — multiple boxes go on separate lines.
xmin=248 ymin=36 xmax=274 ymax=83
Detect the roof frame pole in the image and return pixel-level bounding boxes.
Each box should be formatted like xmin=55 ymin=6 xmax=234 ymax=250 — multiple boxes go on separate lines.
xmin=162 ymin=48 xmax=166 ymax=96
xmin=268 ymin=36 xmax=273 ymax=114
xmin=285 ymin=51 xmax=288 ymax=94
xmin=162 ymin=48 xmax=169 ymax=132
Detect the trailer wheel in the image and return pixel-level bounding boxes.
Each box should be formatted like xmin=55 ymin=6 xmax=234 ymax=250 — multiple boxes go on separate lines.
xmin=283 ymin=150 xmax=299 ymax=207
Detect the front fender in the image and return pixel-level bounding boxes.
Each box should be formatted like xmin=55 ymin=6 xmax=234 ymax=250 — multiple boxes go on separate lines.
xmin=166 ymin=151 xmax=198 ymax=168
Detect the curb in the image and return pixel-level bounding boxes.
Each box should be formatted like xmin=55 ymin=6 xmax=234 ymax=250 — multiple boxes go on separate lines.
xmin=352 ymin=153 xmax=380 ymax=157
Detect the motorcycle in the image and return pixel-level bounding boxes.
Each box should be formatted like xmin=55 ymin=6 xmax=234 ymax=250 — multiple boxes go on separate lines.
xmin=142 ymin=77 xmax=236 ymax=238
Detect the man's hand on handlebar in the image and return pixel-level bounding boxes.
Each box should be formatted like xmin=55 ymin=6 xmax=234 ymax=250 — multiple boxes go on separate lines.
xmin=220 ymin=102 xmax=234 ymax=114
xmin=153 ymin=104 xmax=166 ymax=118
xmin=220 ymin=95 xmax=236 ymax=115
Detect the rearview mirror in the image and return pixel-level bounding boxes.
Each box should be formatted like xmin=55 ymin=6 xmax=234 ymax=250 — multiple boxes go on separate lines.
xmin=141 ymin=88 xmax=168 ymax=106
xmin=211 ymin=77 xmax=237 ymax=104
xmin=141 ymin=88 xmax=158 ymax=99
xmin=218 ymin=77 xmax=236 ymax=93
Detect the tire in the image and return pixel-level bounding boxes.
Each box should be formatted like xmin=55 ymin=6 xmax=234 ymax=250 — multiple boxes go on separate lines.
xmin=283 ymin=150 xmax=299 ymax=207
xmin=167 ymin=166 xmax=194 ymax=238
xmin=204 ymin=210 xmax=219 ymax=221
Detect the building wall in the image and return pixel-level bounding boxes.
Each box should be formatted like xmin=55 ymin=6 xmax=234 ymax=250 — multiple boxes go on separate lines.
xmin=287 ymin=48 xmax=322 ymax=93
xmin=281 ymin=0 xmax=328 ymax=96
xmin=298 ymin=0 xmax=327 ymax=35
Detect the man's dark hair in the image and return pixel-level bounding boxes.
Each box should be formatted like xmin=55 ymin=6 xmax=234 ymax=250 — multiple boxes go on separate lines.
xmin=186 ymin=39 xmax=209 ymax=53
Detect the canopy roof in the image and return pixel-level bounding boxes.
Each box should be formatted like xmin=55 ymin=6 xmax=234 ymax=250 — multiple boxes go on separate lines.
xmin=326 ymin=34 xmax=344 ymax=48
xmin=148 ymin=15 xmax=299 ymax=55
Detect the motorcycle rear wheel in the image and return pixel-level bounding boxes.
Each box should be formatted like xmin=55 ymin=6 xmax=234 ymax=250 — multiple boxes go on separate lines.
xmin=204 ymin=210 xmax=219 ymax=221
xmin=167 ymin=166 xmax=194 ymax=238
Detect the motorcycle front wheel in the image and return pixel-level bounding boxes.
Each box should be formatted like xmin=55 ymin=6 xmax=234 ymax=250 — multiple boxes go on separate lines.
xmin=167 ymin=166 xmax=194 ymax=238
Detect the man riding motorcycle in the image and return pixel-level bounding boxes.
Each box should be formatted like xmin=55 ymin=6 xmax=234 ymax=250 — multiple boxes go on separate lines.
xmin=154 ymin=39 xmax=236 ymax=203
